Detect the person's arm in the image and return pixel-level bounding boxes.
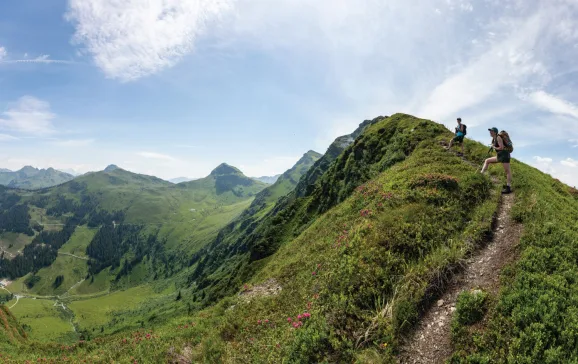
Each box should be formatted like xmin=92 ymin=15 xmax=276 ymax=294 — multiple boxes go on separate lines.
xmin=495 ymin=136 xmax=504 ymax=150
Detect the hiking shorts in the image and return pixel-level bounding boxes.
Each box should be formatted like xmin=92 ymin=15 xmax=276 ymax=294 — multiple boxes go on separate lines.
xmin=497 ymin=150 xmax=511 ymax=163
xmin=452 ymin=134 xmax=464 ymax=143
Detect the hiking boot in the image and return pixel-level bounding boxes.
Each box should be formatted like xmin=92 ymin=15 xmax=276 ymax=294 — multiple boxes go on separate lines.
xmin=502 ymin=185 xmax=512 ymax=194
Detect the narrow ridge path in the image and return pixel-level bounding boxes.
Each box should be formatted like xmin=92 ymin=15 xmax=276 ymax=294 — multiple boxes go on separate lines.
xmin=398 ymin=148 xmax=523 ymax=364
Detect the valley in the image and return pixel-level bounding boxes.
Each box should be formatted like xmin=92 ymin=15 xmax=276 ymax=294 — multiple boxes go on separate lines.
xmin=0 ymin=114 xmax=576 ymax=363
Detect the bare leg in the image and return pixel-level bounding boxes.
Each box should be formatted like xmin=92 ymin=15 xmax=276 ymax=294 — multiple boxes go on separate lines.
xmin=446 ymin=139 xmax=454 ymax=149
xmin=502 ymin=163 xmax=512 ymax=186
xmin=481 ymin=157 xmax=497 ymax=173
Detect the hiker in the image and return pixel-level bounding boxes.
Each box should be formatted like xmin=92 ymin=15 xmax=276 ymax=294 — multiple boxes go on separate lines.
xmin=481 ymin=127 xmax=512 ymax=194
xmin=445 ymin=117 xmax=466 ymax=155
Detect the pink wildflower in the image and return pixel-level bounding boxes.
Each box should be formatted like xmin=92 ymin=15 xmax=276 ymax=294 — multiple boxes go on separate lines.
xmin=312 ymin=271 xmax=317 ymax=276
xmin=287 ymin=317 xmax=292 ymax=323
xmin=297 ymin=314 xmax=303 ymax=320
xmin=257 ymin=320 xmax=262 ymax=325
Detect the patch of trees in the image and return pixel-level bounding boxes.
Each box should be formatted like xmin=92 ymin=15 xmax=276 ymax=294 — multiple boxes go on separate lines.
xmin=53 ymin=275 xmax=64 ymax=289
xmin=0 ymin=189 xmax=128 ymax=280
xmin=87 ymin=224 xmax=143 ymax=275
xmin=0 ymin=193 xmax=21 ymax=210
xmin=0 ymin=293 xmax=13 ymax=304
xmin=24 ymin=275 xmax=41 ymax=289
xmin=46 ymin=195 xmax=79 ymax=217
xmin=87 ymin=210 xmax=124 ymax=228
xmin=86 ymin=223 xmax=187 ymax=282
xmin=0 ymin=204 xmax=33 ymax=235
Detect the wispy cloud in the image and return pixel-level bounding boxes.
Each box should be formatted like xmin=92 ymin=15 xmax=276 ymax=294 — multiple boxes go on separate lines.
xmin=52 ymin=139 xmax=95 ymax=147
xmin=0 ymin=134 xmax=19 ymax=141
xmin=1 ymin=56 xmax=73 ymax=64
xmin=419 ymin=14 xmax=548 ymax=121
xmin=561 ymin=158 xmax=578 ymax=168
xmin=570 ymin=139 xmax=578 ymax=148
xmin=0 ymin=47 xmax=72 ymax=64
xmin=0 ymin=96 xmax=56 ymax=135
xmin=527 ymin=91 xmax=578 ymax=119
xmin=65 ymin=0 xmax=234 ymax=81
xmin=137 ymin=151 xmax=177 ymax=161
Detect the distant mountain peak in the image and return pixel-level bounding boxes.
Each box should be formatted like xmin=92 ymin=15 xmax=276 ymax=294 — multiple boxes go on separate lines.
xmin=168 ymin=177 xmax=196 ymax=184
xmin=252 ymin=175 xmax=282 ymax=184
xmin=104 ymin=164 xmax=119 ymax=172
xmin=210 ymin=163 xmax=242 ymax=176
xmin=0 ymin=165 xmax=75 ymax=189
xmin=20 ymin=165 xmax=38 ymax=172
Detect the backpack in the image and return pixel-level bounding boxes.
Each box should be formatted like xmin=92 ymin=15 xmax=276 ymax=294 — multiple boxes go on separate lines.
xmin=498 ymin=130 xmax=513 ymax=153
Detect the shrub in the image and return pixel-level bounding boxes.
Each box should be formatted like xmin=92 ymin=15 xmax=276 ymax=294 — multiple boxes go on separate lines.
xmin=288 ymin=317 xmax=331 ymax=363
xmin=409 ymin=173 xmax=459 ymax=191
xmin=454 ymin=289 xmax=488 ymax=326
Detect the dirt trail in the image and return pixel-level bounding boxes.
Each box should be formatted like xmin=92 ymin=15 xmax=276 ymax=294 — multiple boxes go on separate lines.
xmin=58 ymin=252 xmax=89 ymax=260
xmin=398 ymin=149 xmax=523 ymax=364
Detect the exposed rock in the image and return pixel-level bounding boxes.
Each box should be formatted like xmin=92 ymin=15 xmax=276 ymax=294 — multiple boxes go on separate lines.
xmin=238 ymin=278 xmax=282 ymax=303
xmin=167 ymin=345 xmax=193 ymax=364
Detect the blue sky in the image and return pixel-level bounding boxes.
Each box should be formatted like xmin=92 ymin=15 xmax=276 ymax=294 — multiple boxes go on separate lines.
xmin=0 ymin=0 xmax=577 ymax=185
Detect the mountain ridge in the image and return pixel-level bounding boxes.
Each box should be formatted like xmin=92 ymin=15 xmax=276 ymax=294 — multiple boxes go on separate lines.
xmin=0 ymin=166 xmax=75 ymax=190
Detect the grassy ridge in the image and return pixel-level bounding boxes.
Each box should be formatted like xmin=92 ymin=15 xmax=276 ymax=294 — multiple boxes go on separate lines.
xmin=2 ymin=114 xmax=576 ymax=362
xmin=450 ymin=162 xmax=578 ymax=363
xmin=0 ymin=114 xmax=504 ymax=363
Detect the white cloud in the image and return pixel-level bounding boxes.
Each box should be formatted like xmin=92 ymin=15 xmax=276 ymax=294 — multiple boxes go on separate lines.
xmin=53 ymin=139 xmax=95 ymax=147
xmin=0 ymin=47 xmax=6 ymax=61
xmin=0 ymin=96 xmax=55 ymax=135
xmin=527 ymin=91 xmax=578 ymax=119
xmin=0 ymin=134 xmax=19 ymax=141
xmin=570 ymin=139 xmax=578 ymax=148
xmin=65 ymin=0 xmax=234 ymax=81
xmin=533 ymin=156 xmax=553 ymax=164
xmin=530 ymin=155 xmax=578 ymax=187
xmin=561 ymin=158 xmax=578 ymax=168
xmin=137 ymin=151 xmax=177 ymax=161
xmin=419 ymin=14 xmax=547 ymax=121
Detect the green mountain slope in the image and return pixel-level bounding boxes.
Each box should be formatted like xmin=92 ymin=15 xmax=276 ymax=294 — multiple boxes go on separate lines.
xmin=0 ymin=166 xmax=75 ymax=190
xmin=242 ymin=150 xmax=322 ymax=219
xmin=0 ymin=164 xmax=269 ymax=291
xmin=1 ymin=113 xmax=577 ymax=363
xmin=0 ymin=305 xmax=27 ymax=345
